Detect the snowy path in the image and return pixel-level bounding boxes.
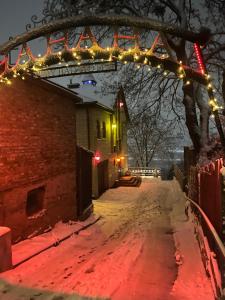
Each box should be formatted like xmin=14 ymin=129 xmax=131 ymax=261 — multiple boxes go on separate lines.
xmin=0 ymin=179 xmax=214 ymax=300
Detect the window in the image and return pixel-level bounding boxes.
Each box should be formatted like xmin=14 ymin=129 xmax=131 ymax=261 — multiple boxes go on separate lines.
xmin=102 ymin=121 xmax=106 ymax=138
xmin=26 ymin=186 xmax=45 ymax=216
xmin=96 ymin=120 xmax=101 ymax=139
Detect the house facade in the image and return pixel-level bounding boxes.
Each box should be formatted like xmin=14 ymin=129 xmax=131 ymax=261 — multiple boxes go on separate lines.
xmin=76 ymin=87 xmax=129 ymax=198
xmin=0 ymin=78 xmax=80 ymax=243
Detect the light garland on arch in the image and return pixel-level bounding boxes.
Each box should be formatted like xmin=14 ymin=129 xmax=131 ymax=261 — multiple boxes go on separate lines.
xmin=0 ymin=27 xmax=223 ymax=112
xmin=0 ymin=45 xmax=190 ymax=83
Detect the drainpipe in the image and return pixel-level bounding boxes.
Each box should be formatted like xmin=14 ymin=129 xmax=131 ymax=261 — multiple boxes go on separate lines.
xmin=86 ymin=107 xmax=90 ymax=149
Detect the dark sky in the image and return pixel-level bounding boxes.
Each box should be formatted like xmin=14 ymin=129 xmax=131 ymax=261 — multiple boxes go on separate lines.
xmin=0 ymin=0 xmax=117 ymax=106
xmin=0 ymin=0 xmax=44 ymax=44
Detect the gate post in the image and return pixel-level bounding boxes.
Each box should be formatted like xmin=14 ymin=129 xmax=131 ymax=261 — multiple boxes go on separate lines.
xmin=0 ymin=227 xmax=12 ymax=272
xmin=220 ymin=165 xmax=225 ymax=290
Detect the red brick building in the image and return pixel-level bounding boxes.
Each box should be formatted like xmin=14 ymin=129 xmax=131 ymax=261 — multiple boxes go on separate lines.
xmin=0 ymin=78 xmax=80 ymax=243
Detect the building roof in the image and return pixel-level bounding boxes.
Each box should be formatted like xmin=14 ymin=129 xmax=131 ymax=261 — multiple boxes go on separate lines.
xmin=76 ymin=87 xmax=130 ymax=122
xmin=40 ymin=78 xmax=83 ymax=102
xmin=114 ymin=86 xmax=130 ymax=122
xmin=75 ymin=100 xmax=114 ymax=113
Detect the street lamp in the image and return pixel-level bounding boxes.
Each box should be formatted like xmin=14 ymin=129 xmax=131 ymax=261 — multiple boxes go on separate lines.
xmin=82 ymin=74 xmax=97 ymax=86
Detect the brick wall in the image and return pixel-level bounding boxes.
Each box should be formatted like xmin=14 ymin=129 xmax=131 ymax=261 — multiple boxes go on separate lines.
xmin=0 ymin=78 xmax=78 ymax=243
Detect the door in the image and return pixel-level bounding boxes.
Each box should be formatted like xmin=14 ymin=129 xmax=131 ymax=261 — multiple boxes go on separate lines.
xmin=97 ymin=159 xmax=109 ymax=196
xmin=76 ymin=146 xmax=93 ymax=219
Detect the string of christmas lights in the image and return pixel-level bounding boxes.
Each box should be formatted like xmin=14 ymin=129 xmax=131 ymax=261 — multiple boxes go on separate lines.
xmin=0 ymin=36 xmax=223 ymax=112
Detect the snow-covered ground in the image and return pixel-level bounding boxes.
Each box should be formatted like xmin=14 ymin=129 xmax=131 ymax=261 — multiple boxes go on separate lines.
xmin=0 ymin=179 xmax=214 ymax=300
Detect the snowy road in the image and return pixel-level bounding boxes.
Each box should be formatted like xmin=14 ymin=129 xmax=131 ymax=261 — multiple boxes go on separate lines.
xmin=0 ymin=179 xmax=214 ymax=300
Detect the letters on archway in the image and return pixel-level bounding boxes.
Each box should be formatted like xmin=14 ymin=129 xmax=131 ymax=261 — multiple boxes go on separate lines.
xmin=0 ymin=16 xmax=221 ymax=114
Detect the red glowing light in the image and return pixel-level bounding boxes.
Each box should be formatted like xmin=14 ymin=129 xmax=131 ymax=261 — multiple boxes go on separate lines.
xmin=94 ymin=155 xmax=101 ymax=161
xmin=194 ymin=43 xmax=206 ymax=74
xmin=119 ymin=102 xmax=124 ymax=108
xmin=94 ymin=151 xmax=101 ymax=163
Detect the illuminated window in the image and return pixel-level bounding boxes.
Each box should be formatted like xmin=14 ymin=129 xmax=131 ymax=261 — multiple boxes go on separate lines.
xmin=96 ymin=120 xmax=101 ymax=139
xmin=26 ymin=186 xmax=45 ymax=216
xmin=102 ymin=121 xmax=106 ymax=138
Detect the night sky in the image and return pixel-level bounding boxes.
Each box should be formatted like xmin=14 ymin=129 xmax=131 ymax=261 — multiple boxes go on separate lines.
xmin=0 ymin=1 xmax=44 ymax=44
xmin=0 ymin=0 xmax=113 ymax=105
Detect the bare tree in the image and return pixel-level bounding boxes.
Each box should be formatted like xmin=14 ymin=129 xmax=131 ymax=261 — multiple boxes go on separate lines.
xmin=28 ymin=0 xmax=225 ymax=161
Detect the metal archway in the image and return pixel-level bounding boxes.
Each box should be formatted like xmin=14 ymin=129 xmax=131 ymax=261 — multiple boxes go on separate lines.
xmin=0 ymin=14 xmax=219 ymax=115
xmin=0 ymin=14 xmax=224 ymax=150
xmin=0 ymin=15 xmax=210 ymax=83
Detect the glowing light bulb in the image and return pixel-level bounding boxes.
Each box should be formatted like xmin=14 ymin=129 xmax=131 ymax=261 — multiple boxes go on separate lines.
xmin=207 ymin=83 xmax=212 ymax=89
xmin=209 ymin=100 xmax=214 ymax=105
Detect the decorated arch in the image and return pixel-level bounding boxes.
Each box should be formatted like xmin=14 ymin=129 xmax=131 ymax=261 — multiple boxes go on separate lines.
xmin=0 ymin=15 xmax=221 ymax=118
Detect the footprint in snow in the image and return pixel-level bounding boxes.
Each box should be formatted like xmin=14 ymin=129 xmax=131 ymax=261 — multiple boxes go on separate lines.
xmin=85 ymin=264 xmax=95 ymax=273
xmin=64 ymin=273 xmax=72 ymax=279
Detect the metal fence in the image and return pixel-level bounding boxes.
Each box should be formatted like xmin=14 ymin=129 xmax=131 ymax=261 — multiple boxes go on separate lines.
xmin=174 ymin=160 xmax=225 ymax=299
xmin=128 ymin=167 xmax=161 ymax=177
xmin=186 ymin=195 xmax=225 ymax=299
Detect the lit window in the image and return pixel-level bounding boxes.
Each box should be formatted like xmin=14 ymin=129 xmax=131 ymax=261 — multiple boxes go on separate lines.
xmin=102 ymin=121 xmax=106 ymax=138
xmin=96 ymin=120 xmax=101 ymax=139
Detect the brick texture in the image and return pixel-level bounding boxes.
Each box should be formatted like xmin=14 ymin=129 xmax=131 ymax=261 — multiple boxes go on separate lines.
xmin=0 ymin=78 xmax=78 ymax=243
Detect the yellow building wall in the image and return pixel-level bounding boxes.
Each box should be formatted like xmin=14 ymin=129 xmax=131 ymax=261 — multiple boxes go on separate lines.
xmin=76 ymin=105 xmax=119 ymax=198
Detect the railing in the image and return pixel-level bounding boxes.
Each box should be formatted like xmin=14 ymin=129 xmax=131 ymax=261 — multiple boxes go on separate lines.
xmin=186 ymin=195 xmax=225 ymax=299
xmin=128 ymin=167 xmax=161 ymax=177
